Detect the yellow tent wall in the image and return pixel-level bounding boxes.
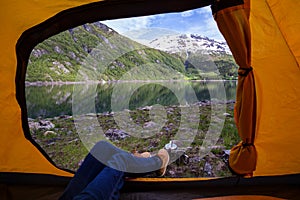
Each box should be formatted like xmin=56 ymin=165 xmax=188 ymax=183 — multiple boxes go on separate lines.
xmin=213 ymin=0 xmax=300 ymax=176
xmin=0 ymin=0 xmax=99 ymax=177
xmin=251 ymin=0 xmax=300 ymax=176
xmin=213 ymin=0 xmax=257 ymax=176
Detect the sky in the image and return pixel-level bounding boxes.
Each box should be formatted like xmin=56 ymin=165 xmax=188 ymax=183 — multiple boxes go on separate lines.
xmin=101 ymin=6 xmax=225 ymax=41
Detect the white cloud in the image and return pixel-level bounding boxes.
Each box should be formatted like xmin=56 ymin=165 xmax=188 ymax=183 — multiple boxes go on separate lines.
xmin=183 ymin=7 xmax=224 ymax=41
xmin=101 ymin=6 xmax=225 ymax=41
xmin=102 ymin=16 xmax=156 ymax=34
xmin=184 ymin=18 xmax=224 ymax=41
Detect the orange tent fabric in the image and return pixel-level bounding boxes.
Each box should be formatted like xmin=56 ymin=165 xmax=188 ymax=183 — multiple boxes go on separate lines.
xmin=213 ymin=0 xmax=257 ymax=175
xmin=0 ymin=0 xmax=299 ymax=187
xmin=213 ymin=0 xmax=300 ymax=176
xmin=0 ymin=0 xmax=98 ymax=177
xmin=251 ymin=0 xmax=300 ymax=176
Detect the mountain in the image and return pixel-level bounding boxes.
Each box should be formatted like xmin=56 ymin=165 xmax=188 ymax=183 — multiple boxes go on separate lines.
xmin=123 ymin=29 xmax=238 ymax=80
xmin=132 ymin=32 xmax=231 ymax=55
xmin=26 ymin=22 xmax=238 ymax=82
xmin=27 ymin=22 xmax=187 ymax=82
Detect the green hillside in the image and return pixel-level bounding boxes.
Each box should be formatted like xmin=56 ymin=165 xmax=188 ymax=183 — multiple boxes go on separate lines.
xmin=27 ymin=22 xmax=187 ymax=82
xmin=183 ymin=52 xmax=238 ymax=80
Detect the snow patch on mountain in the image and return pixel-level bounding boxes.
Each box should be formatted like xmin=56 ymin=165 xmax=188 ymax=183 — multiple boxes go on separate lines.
xmin=143 ymin=34 xmax=231 ymax=55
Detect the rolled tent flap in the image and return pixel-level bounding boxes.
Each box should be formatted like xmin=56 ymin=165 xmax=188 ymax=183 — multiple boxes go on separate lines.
xmin=212 ymin=0 xmax=257 ymax=175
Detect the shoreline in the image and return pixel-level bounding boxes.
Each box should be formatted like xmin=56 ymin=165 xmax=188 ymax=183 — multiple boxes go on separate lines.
xmin=25 ymin=79 xmax=237 ymax=86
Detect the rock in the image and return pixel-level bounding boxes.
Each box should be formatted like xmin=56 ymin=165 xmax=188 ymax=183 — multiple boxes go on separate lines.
xmin=142 ymin=106 xmax=152 ymax=110
xmin=175 ymin=168 xmax=184 ymax=174
xmin=105 ymin=129 xmax=129 ymax=141
xmin=168 ymin=170 xmax=176 ymax=176
xmin=189 ymin=156 xmax=201 ymax=163
xmin=54 ymin=46 xmax=62 ymax=53
xmin=175 ymin=153 xmax=189 ymax=165
xmin=224 ymin=149 xmax=231 ymax=155
xmin=68 ymin=138 xmax=79 ymax=144
xmin=215 ymin=160 xmax=226 ymax=171
xmin=31 ymin=48 xmax=48 ymax=57
xmin=47 ymin=142 xmax=55 ymax=146
xmin=223 ymin=112 xmax=231 ymax=117
xmin=43 ymin=131 xmax=57 ymax=136
xmin=222 ymin=150 xmax=230 ymax=164
xmin=206 ymin=151 xmax=217 ymax=159
xmin=203 ymin=161 xmax=213 ymax=177
xmin=58 ymin=115 xmax=72 ymax=119
xmin=28 ymin=121 xmax=39 ymax=130
xmin=67 ymin=131 xmax=73 ymax=135
xmin=143 ymin=121 xmax=156 ymax=128
xmin=38 ymin=120 xmax=55 ymax=130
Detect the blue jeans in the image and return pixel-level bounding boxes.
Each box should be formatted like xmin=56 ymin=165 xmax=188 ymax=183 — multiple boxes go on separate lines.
xmin=59 ymin=141 xmax=162 ymax=200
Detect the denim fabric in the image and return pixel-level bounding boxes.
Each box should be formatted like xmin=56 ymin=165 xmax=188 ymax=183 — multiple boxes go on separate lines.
xmin=72 ymin=167 xmax=124 ymax=200
xmin=90 ymin=141 xmax=162 ymax=174
xmin=59 ymin=141 xmax=162 ymax=200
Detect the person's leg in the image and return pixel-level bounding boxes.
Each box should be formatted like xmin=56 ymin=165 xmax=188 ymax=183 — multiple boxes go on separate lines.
xmin=72 ymin=147 xmax=164 ymax=200
xmin=91 ymin=140 xmax=162 ymax=174
xmin=71 ymin=147 xmax=134 ymax=200
xmin=60 ymin=140 xmax=167 ymax=199
xmin=73 ymin=167 xmax=125 ymax=200
xmin=59 ymin=152 xmax=107 ymax=199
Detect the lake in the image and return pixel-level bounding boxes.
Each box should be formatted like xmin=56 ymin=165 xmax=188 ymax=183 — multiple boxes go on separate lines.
xmin=26 ymin=80 xmax=237 ymax=119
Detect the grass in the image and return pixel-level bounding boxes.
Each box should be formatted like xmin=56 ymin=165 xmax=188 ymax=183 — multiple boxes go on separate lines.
xmin=29 ymin=102 xmax=239 ymax=177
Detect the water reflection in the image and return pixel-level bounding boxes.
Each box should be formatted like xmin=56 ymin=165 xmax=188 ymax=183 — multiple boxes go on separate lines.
xmin=26 ymin=81 xmax=236 ymax=119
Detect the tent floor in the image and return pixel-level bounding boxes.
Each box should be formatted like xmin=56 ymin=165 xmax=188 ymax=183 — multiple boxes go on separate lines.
xmin=1 ymin=183 xmax=299 ymax=200
xmin=1 ymin=175 xmax=300 ymax=200
xmin=120 ymin=184 xmax=300 ymax=199
xmin=120 ymin=177 xmax=300 ymax=200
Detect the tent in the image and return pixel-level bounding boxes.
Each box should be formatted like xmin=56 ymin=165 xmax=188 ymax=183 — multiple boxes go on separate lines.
xmin=1 ymin=0 xmax=300 ymax=199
